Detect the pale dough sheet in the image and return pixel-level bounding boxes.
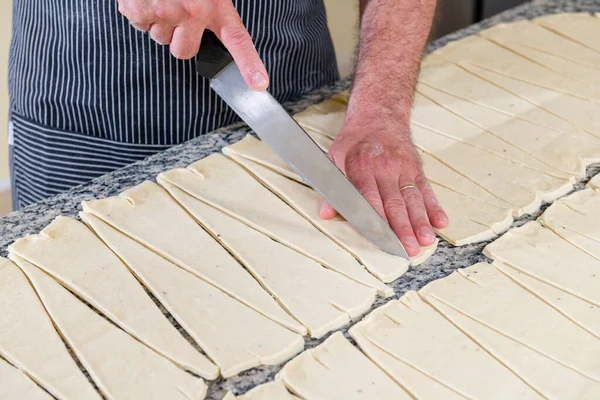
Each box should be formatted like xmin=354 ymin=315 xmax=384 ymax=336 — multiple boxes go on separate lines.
xmin=534 ymin=13 xmax=600 ymax=52
xmin=8 ymin=216 xmax=217 ymax=379
xmin=412 ymin=92 xmax=571 ymax=178
xmin=350 ymin=291 xmax=539 ymax=399
xmin=418 ymin=84 xmax=600 ymax=178
xmin=433 ymin=34 xmax=600 ymax=103
xmin=80 ymin=212 xmax=304 ymax=378
xmin=279 ymin=332 xmax=412 ymax=399
xmin=421 ymin=263 xmax=600 ymax=386
xmin=226 ymin=381 xmax=298 ymax=400
xmin=588 ymin=173 xmax=600 ymax=190
xmin=15 ymin=256 xmax=208 ymax=400
xmin=157 ymin=155 xmax=372 ymax=287
xmin=0 ymin=257 xmax=100 ymax=400
xmin=158 ymin=182 xmax=376 ymax=338
xmin=418 ymin=55 xmax=587 ymax=137
xmin=293 ymin=99 xmax=346 ymax=139
xmin=0 ymin=357 xmax=53 ymax=400
xmin=81 ymin=181 xmax=302 ymax=334
xmin=483 ymin=221 xmax=600 ymax=307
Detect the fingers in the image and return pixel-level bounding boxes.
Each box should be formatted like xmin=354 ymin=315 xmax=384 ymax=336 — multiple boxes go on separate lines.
xmin=150 ymin=23 xmax=175 ymax=45
xmin=416 ymin=176 xmax=449 ymax=229
xmin=377 ymin=178 xmax=421 ymax=257
xmin=400 ymin=183 xmax=437 ymax=247
xmin=170 ymin=24 xmax=205 ymax=59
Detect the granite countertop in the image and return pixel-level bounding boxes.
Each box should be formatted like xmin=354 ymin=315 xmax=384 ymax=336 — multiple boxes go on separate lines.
xmin=2 ymin=0 xmax=600 ymax=398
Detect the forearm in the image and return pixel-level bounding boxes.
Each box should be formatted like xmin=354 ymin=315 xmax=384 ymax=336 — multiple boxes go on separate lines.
xmin=346 ymin=0 xmax=436 ymax=133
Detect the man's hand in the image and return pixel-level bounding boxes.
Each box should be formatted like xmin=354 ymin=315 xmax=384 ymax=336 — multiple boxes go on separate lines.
xmin=118 ymin=0 xmax=269 ymax=90
xmin=320 ymin=123 xmax=448 ymax=257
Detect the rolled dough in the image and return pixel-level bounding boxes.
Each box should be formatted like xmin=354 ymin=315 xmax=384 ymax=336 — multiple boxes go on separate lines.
xmin=0 ymin=357 xmax=53 ymax=400
xmin=293 ymin=100 xmax=346 ymax=139
xmin=0 ymin=257 xmax=100 ymax=400
xmin=279 ymin=332 xmax=412 ymax=399
xmin=80 ymin=212 xmax=304 ymax=377
xmin=81 ymin=181 xmax=302 ymax=334
xmin=350 ymin=291 xmax=539 ymax=399
xmin=157 ymin=155 xmax=374 ymax=285
xmin=158 ymin=181 xmax=376 ymax=338
xmin=483 ymin=221 xmax=600 ymax=307
xmin=8 ymin=216 xmax=217 ymax=379
xmin=421 ymin=263 xmax=600 ymax=383
xmin=534 ymin=13 xmax=600 ymax=52
xmin=14 ymin=256 xmax=208 ymax=400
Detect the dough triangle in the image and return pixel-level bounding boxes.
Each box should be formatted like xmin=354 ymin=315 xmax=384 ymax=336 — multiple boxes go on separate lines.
xmin=0 ymin=357 xmax=54 ymax=400
xmin=534 ymin=13 xmax=600 ymax=52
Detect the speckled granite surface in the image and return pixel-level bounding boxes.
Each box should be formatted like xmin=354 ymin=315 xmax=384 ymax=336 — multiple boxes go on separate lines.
xmin=2 ymin=1 xmax=600 ymax=398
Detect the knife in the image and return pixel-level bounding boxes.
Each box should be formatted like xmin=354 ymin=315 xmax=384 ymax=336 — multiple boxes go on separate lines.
xmin=195 ymin=31 xmax=409 ymax=259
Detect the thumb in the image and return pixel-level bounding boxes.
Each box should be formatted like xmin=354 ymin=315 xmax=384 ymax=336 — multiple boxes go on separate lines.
xmin=319 ymin=200 xmax=338 ymax=220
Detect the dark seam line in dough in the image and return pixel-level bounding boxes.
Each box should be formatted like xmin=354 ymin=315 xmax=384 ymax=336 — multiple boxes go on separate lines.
xmin=456 ymin=270 xmax=484 ymax=287
xmin=308 ymin=351 xmax=331 ymax=370
xmin=424 ymin=291 xmax=600 ymax=384
xmin=223 ymin=148 xmax=306 ymax=186
xmin=493 ymin=263 xmax=600 ymax=341
xmin=429 ymin=178 xmax=514 ymax=210
xmin=532 ymin=22 xmax=600 ymax=55
xmin=0 ymin=354 xmax=58 ymax=399
xmin=541 ymin=221 xmax=600 ymax=263
xmin=555 ymin=200 xmax=588 ymax=216
xmin=417 ymin=291 xmax=549 ymax=399
xmin=382 ymin=312 xmax=403 ymax=327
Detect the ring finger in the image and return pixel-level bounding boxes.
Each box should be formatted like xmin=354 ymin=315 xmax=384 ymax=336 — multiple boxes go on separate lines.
xmin=150 ymin=23 xmax=176 ymax=45
xmin=399 ymin=181 xmax=436 ymax=247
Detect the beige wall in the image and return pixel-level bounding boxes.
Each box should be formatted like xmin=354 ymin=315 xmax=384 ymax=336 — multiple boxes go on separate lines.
xmin=324 ymin=0 xmax=359 ymax=78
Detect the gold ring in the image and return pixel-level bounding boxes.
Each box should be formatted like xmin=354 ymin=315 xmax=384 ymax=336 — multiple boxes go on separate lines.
xmin=399 ymin=184 xmax=418 ymax=192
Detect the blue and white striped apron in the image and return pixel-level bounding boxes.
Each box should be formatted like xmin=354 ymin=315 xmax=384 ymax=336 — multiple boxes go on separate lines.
xmin=9 ymin=0 xmax=339 ymax=209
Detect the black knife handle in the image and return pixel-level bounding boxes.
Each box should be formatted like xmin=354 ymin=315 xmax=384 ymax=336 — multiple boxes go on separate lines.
xmin=195 ymin=31 xmax=234 ymax=79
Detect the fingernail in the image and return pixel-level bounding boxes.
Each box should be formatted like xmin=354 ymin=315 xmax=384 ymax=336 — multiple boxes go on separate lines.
xmin=405 ymin=236 xmax=419 ymax=249
xmin=319 ymin=202 xmax=329 ymax=214
xmin=418 ymin=227 xmax=435 ymax=241
xmin=251 ymin=72 xmax=268 ymax=90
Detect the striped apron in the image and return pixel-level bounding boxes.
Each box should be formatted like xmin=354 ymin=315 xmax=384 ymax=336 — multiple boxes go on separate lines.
xmin=9 ymin=0 xmax=338 ymax=209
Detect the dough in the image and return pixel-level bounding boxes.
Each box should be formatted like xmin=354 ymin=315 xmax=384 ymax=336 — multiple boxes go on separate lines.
xmin=8 ymin=216 xmax=218 ymax=379
xmin=157 ymin=155 xmax=371 ymax=285
xmin=279 ymin=332 xmax=412 ymax=399
xmin=418 ymin=84 xmax=600 ymax=178
xmin=412 ymin=92 xmax=570 ymax=178
xmin=223 ymin=152 xmax=410 ymax=286
xmin=14 ymin=256 xmax=208 ymax=400
xmin=349 ymin=292 xmax=539 ymax=399
xmin=483 ymin=221 xmax=600 ymax=307
xmin=0 ymin=353 xmax=55 ymax=400
xmin=421 ymin=263 xmax=600 ymax=382
xmin=293 ymin=100 xmax=346 ymax=139
xmin=0 ymin=257 xmax=100 ymax=400
xmin=433 ymin=34 xmax=600 ymax=103
xmin=81 ymin=181 xmax=302 ymax=334
xmin=479 ymin=20 xmax=600 ymax=70
xmin=228 ymin=381 xmax=298 ymax=400
xmin=157 ymin=182 xmax=376 ymax=338
xmin=534 ymin=13 xmax=600 ymax=52
xmin=80 ymin=212 xmax=304 ymax=377
xmin=588 ymin=173 xmax=600 ymax=190
xmin=418 ymin=56 xmax=585 ymax=137
xmin=494 ymin=261 xmax=600 ymax=338
xmin=412 ymin=124 xmax=573 ymax=215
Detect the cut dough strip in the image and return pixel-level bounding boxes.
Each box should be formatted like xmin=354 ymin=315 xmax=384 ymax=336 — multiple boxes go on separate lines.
xmin=157 ymin=155 xmax=380 ymax=285
xmin=8 ymin=216 xmax=218 ymax=379
xmin=0 ymin=257 xmax=100 ymax=400
xmin=293 ymin=99 xmax=346 ymax=139
xmin=0 ymin=357 xmax=53 ymax=400
xmin=158 ymin=181 xmax=376 ymax=338
xmin=534 ymin=13 xmax=600 ymax=52
xmin=14 ymin=256 xmax=208 ymax=400
xmin=81 ymin=181 xmax=303 ymax=334
xmin=278 ymin=332 xmax=412 ymax=399
xmin=350 ymin=291 xmax=539 ymax=399
xmin=80 ymin=212 xmax=304 ymax=377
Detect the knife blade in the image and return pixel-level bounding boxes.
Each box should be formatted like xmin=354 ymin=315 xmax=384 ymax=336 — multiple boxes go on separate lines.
xmin=195 ymin=32 xmax=409 ymax=259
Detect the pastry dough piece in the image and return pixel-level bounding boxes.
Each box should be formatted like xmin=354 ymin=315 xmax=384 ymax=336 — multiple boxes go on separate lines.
xmin=484 ymin=221 xmax=600 ymax=307
xmin=460 ymin=63 xmax=600 ymax=137
xmin=157 ymin=155 xmax=370 ymax=287
xmin=158 ymin=182 xmax=376 ymax=338
xmin=81 ymin=181 xmax=302 ymax=334
xmin=412 ymin=92 xmax=570 ymax=178
xmin=588 ymin=173 xmax=600 ymax=190
xmin=424 ymin=273 xmax=600 ymax=399
xmin=430 ymin=183 xmax=513 ymax=245
xmin=279 ymin=332 xmax=411 ymax=400
xmin=495 ymin=261 xmax=600 ymax=338
xmin=479 ymin=20 xmax=600 ymax=70
xmin=534 ymin=13 xmax=600 ymax=52
xmin=418 ymin=57 xmax=585 ymax=137
xmin=412 ymin=125 xmax=574 ymax=215
xmin=435 ymin=35 xmax=600 ymax=103
xmin=80 ymin=213 xmax=304 ymax=377
xmin=293 ymin=100 xmax=346 ymax=139
xmin=421 ymin=263 xmax=600 ymax=382
xmin=418 ymin=84 xmax=600 ymax=178
xmin=14 ymin=257 xmax=207 ymax=400
xmin=350 ymin=292 xmax=539 ymax=400
xmin=8 ymin=216 xmax=217 ymax=379
xmin=0 ymin=258 xmax=100 ymax=400
xmin=0 ymin=357 xmax=53 ymax=400
xmin=232 ymin=381 xmax=298 ymax=400
xmin=223 ymin=152 xmax=409 ymax=286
